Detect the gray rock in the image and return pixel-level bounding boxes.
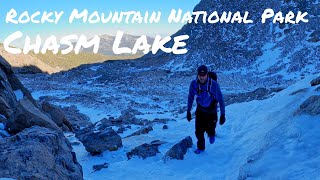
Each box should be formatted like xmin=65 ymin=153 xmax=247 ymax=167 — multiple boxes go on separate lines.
xmin=125 ymin=126 xmax=153 ymax=138
xmin=310 ymin=76 xmax=320 ymax=86
xmin=163 ymin=136 xmax=193 ymax=160
xmin=42 ymin=101 xmax=64 ymax=126
xmin=290 ymin=88 xmax=308 ymax=96
xmin=6 ymin=97 xmax=60 ymax=134
xmin=126 ymin=140 xmax=165 ymax=160
xmin=41 ymin=101 xmax=74 ymax=132
xmin=75 ymin=127 xmax=122 ymax=155
xmin=93 ymin=163 xmax=109 ymax=172
xmin=116 ymin=126 xmax=126 ymax=133
xmin=151 ymin=118 xmax=174 ymax=125
xmin=97 ymin=109 xmax=146 ymax=130
xmin=61 ymin=105 xmax=92 ymax=129
xmin=0 ymin=96 xmax=14 ymax=121
xmin=0 ymin=126 xmax=83 ymax=180
xmin=296 ymin=95 xmax=320 ymax=115
xmin=0 ymin=67 xmax=17 ymax=120
xmin=71 ymin=142 xmax=81 ymax=146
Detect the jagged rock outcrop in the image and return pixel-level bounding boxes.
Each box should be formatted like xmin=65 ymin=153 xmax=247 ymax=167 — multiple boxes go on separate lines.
xmin=41 ymin=101 xmax=74 ymax=132
xmin=163 ymin=136 xmax=193 ymax=160
xmin=0 ymin=55 xmax=76 ymax=133
xmin=0 ymin=126 xmax=83 ymax=179
xmin=6 ymin=96 xmax=61 ymax=134
xmin=1 ymin=55 xmax=61 ymax=134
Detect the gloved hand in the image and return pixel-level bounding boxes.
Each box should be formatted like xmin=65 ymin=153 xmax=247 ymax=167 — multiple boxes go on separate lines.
xmin=187 ymin=111 xmax=192 ymax=122
xmin=219 ymin=114 xmax=226 ymax=125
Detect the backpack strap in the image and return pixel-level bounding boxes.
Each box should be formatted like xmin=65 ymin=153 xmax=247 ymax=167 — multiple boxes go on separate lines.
xmin=208 ymin=77 xmax=213 ymax=97
xmin=196 ymin=77 xmax=213 ymax=97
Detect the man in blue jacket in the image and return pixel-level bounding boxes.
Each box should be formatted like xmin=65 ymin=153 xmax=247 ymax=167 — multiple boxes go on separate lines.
xmin=187 ymin=65 xmax=226 ymax=154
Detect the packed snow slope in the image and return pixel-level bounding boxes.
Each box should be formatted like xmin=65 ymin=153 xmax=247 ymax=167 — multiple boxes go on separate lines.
xmin=20 ymin=67 xmax=320 ymax=179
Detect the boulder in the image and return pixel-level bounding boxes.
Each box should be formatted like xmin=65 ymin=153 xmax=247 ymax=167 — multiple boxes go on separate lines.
xmin=93 ymin=163 xmax=109 ymax=172
xmin=296 ymin=95 xmax=320 ymax=115
xmin=75 ymin=126 xmax=122 ymax=155
xmin=0 ymin=126 xmax=83 ymax=179
xmin=126 ymin=140 xmax=166 ymax=160
xmin=41 ymin=101 xmax=74 ymax=132
xmin=125 ymin=126 xmax=153 ymax=138
xmin=6 ymin=97 xmax=60 ymax=134
xmin=310 ymin=76 xmax=320 ymax=86
xmin=163 ymin=136 xmax=193 ymax=160
xmin=61 ymin=105 xmax=92 ymax=129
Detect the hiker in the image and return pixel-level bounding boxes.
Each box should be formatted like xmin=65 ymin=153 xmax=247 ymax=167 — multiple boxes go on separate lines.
xmin=187 ymin=65 xmax=226 ymax=154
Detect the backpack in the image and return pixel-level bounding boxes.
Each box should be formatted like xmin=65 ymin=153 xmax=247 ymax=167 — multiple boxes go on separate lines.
xmin=208 ymin=71 xmax=217 ymax=82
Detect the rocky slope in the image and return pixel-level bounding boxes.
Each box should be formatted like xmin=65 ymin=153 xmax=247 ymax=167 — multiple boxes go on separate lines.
xmin=0 ymin=55 xmax=83 ymax=179
xmin=143 ymin=0 xmax=319 ymax=83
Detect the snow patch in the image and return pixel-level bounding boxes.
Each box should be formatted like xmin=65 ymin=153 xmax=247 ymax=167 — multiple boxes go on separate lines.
xmin=255 ymin=43 xmax=282 ymax=72
xmin=14 ymin=89 xmax=23 ymax=101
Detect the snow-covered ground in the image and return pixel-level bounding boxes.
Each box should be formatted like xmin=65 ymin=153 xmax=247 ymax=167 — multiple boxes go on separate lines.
xmin=16 ymin=55 xmax=320 ymax=179
xmin=26 ymin=72 xmax=318 ymax=179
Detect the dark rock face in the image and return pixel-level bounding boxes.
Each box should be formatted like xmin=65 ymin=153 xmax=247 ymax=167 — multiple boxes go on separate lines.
xmin=1 ymin=55 xmax=62 ymax=134
xmin=163 ymin=136 xmax=193 ymax=160
xmin=41 ymin=101 xmax=74 ymax=132
xmin=0 ymin=126 xmax=83 ymax=180
xmin=6 ymin=97 xmax=61 ymax=134
xmin=75 ymin=126 xmax=122 ymax=155
xmin=310 ymin=76 xmax=320 ymax=86
xmin=126 ymin=140 xmax=166 ymax=160
xmin=296 ymin=95 xmax=320 ymax=115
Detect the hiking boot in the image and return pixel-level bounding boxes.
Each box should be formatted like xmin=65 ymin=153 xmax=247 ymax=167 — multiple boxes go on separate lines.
xmin=209 ymin=136 xmax=215 ymax=144
xmin=194 ymin=149 xmax=204 ymax=154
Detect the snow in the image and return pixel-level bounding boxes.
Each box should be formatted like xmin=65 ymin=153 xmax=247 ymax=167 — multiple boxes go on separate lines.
xmin=255 ymin=42 xmax=282 ymax=72
xmin=14 ymin=89 xmax=23 ymax=101
xmin=64 ymin=74 xmax=320 ymax=179
xmin=0 ymin=123 xmax=10 ymax=139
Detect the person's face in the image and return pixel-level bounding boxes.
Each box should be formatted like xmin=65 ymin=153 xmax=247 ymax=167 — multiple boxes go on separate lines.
xmin=198 ymin=74 xmax=208 ymax=83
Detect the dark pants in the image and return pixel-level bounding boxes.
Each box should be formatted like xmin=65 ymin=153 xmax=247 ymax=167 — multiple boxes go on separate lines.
xmin=195 ymin=108 xmax=218 ymax=150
